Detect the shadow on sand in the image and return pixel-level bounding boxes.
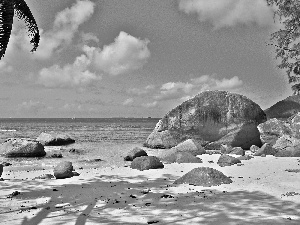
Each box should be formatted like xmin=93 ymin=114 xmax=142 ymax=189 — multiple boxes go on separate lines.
xmin=0 ymin=172 xmax=300 ymax=225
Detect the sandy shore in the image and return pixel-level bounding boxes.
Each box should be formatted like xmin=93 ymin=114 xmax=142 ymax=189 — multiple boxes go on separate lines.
xmin=1 ymin=152 xmax=300 ymax=225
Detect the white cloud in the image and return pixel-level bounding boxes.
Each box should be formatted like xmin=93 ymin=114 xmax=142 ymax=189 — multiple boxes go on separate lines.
xmin=11 ymin=0 xmax=95 ymax=59
xmin=123 ymin=98 xmax=134 ymax=106
xmin=18 ymin=100 xmax=49 ymax=113
xmin=156 ymin=74 xmax=243 ymax=101
xmin=0 ymin=61 xmax=13 ymax=73
xmin=178 ymin=0 xmax=274 ymax=29
xmin=85 ymin=31 xmax=150 ymax=75
xmin=128 ymin=85 xmax=155 ymax=95
xmin=80 ymin=32 xmax=100 ymax=44
xmin=38 ymin=53 xmax=101 ymax=88
xmin=142 ymin=101 xmax=158 ymax=108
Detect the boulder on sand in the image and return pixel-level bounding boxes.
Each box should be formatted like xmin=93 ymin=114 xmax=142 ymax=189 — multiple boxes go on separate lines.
xmin=173 ymin=167 xmax=232 ymax=186
xmin=37 ymin=132 xmax=75 ymax=146
xmin=145 ymin=90 xmax=266 ymax=149
xmin=161 ymin=152 xmax=203 ymax=164
xmin=0 ymin=138 xmax=45 ymax=157
xmin=130 ymin=156 xmax=164 ymax=171
xmin=217 ymin=154 xmax=241 ymax=167
xmin=124 ymin=147 xmax=148 ymax=161
xmin=254 ymin=143 xmax=278 ymax=156
xmin=273 ymin=135 xmax=300 ymax=157
xmin=53 ymin=161 xmax=74 ymax=179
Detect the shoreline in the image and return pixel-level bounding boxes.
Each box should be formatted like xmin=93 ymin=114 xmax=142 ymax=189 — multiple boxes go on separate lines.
xmin=1 ymin=151 xmax=300 ymax=224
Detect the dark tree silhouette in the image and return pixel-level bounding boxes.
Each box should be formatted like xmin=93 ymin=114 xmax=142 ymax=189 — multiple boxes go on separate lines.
xmin=0 ymin=0 xmax=39 ymax=60
xmin=267 ymin=0 xmax=300 ymax=94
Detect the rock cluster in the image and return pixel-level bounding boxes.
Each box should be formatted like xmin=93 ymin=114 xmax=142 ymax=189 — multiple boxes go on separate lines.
xmin=145 ymin=90 xmax=266 ymax=150
xmin=0 ymin=138 xmax=45 ymax=157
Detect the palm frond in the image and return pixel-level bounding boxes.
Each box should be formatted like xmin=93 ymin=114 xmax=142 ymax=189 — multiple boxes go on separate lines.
xmin=12 ymin=0 xmax=39 ymax=52
xmin=0 ymin=0 xmax=14 ymax=60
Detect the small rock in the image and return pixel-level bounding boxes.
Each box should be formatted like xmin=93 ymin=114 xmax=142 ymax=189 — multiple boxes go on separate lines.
xmin=53 ymin=161 xmax=74 ymax=179
xmin=124 ymin=147 xmax=148 ymax=161
xmin=130 ymin=156 xmax=164 ymax=171
xmin=217 ymin=155 xmax=241 ymax=167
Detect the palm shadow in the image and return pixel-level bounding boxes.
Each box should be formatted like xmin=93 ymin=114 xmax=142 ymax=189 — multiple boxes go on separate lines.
xmin=0 ymin=170 xmax=300 ymax=224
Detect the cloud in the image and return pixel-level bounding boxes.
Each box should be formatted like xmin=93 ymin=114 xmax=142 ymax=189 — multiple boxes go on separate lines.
xmin=128 ymin=85 xmax=155 ymax=95
xmin=0 ymin=61 xmax=13 ymax=73
xmin=85 ymin=31 xmax=150 ymax=75
xmin=178 ymin=0 xmax=274 ymax=29
xmin=11 ymin=0 xmax=95 ymax=59
xmin=80 ymin=32 xmax=100 ymax=44
xmin=156 ymin=74 xmax=243 ymax=101
xmin=38 ymin=53 xmax=101 ymax=88
xmin=17 ymin=100 xmax=49 ymax=113
xmin=142 ymin=101 xmax=158 ymax=108
xmin=123 ymin=98 xmax=134 ymax=106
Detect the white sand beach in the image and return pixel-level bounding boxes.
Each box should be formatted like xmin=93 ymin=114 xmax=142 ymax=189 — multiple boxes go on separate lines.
xmin=1 ymin=152 xmax=300 ymax=225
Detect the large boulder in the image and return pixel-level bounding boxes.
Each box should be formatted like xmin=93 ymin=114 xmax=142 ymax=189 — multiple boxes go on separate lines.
xmin=145 ymin=90 xmax=266 ymax=149
xmin=53 ymin=161 xmax=74 ymax=179
xmin=257 ymin=118 xmax=292 ymax=146
xmin=124 ymin=147 xmax=148 ymax=161
xmin=0 ymin=138 xmax=45 ymax=157
xmin=37 ymin=132 xmax=75 ymax=146
xmin=273 ymin=135 xmax=300 ymax=157
xmin=130 ymin=156 xmax=164 ymax=171
xmin=173 ymin=167 xmax=232 ymax=186
xmin=217 ymin=154 xmax=241 ymax=167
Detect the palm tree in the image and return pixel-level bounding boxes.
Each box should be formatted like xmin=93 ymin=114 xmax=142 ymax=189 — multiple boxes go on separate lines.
xmin=0 ymin=0 xmax=39 ymax=60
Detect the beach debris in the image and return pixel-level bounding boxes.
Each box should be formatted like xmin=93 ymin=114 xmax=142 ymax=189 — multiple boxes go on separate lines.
xmin=124 ymin=147 xmax=148 ymax=161
xmin=282 ymin=192 xmax=300 ymax=197
xmin=0 ymin=164 xmax=2 ymax=178
xmin=174 ymin=167 xmax=233 ymax=186
xmin=160 ymin=194 xmax=174 ymax=198
xmin=130 ymin=156 xmax=164 ymax=171
xmin=147 ymin=220 xmax=160 ymax=224
xmin=34 ymin=174 xmax=55 ymax=180
xmin=217 ymin=154 xmax=241 ymax=167
xmin=0 ymin=138 xmax=46 ymax=158
xmin=145 ymin=90 xmax=266 ymax=150
xmin=7 ymin=191 xmax=20 ymax=198
xmin=37 ymin=132 xmax=75 ymax=146
xmin=53 ymin=161 xmax=74 ymax=179
xmin=285 ymin=169 xmax=300 ymax=173
xmin=1 ymin=161 xmax=12 ymax=166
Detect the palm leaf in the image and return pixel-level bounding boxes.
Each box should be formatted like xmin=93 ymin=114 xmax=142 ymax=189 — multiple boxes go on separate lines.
xmin=0 ymin=0 xmax=14 ymax=60
xmin=12 ymin=0 xmax=39 ymax=52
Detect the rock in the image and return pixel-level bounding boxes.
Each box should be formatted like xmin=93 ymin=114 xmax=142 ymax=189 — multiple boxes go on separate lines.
xmin=170 ymin=139 xmax=206 ymax=156
xmin=53 ymin=161 xmax=74 ymax=179
xmin=143 ymin=129 xmax=178 ymax=149
xmin=175 ymin=152 xmax=203 ymax=164
xmin=0 ymin=164 xmax=3 ymax=178
xmin=220 ymin=144 xmax=232 ymax=154
xmin=237 ymin=155 xmax=253 ymax=160
xmin=34 ymin=174 xmax=55 ymax=180
xmin=257 ymin=118 xmax=292 ymax=146
xmin=161 ymin=152 xmax=202 ymax=164
xmin=289 ymin=112 xmax=300 ymax=138
xmin=217 ymin=154 xmax=241 ymax=167
xmin=250 ymin=145 xmax=260 ymax=153
xmin=37 ymin=132 xmax=75 ymax=146
xmin=227 ymin=147 xmax=245 ymax=155
xmin=130 ymin=156 xmax=164 ymax=171
xmin=124 ymin=147 xmax=148 ymax=161
xmin=273 ymin=135 xmax=300 ymax=157
xmin=173 ymin=167 xmax=232 ymax=186
xmin=254 ymin=143 xmax=278 ymax=156
xmin=145 ymin=90 xmax=266 ymax=149
xmin=0 ymin=138 xmax=46 ymax=158
xmin=46 ymin=152 xmax=63 ymax=158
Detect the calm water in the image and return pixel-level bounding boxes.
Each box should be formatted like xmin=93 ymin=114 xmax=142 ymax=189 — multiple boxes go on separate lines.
xmin=0 ymin=118 xmax=159 ymax=170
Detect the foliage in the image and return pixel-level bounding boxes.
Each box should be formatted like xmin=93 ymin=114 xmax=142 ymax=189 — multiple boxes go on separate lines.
xmin=266 ymin=0 xmax=300 ymax=94
xmin=0 ymin=0 xmax=39 ymax=60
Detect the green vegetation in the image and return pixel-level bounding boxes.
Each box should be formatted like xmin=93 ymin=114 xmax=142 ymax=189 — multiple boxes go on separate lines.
xmin=0 ymin=0 xmax=39 ymax=60
xmin=267 ymin=0 xmax=300 ymax=94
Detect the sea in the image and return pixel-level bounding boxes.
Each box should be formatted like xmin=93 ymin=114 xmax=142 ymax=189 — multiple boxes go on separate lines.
xmin=0 ymin=118 xmax=160 ymax=171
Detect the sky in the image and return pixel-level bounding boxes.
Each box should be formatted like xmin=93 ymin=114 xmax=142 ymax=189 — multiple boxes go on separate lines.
xmin=0 ymin=0 xmax=293 ymax=118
